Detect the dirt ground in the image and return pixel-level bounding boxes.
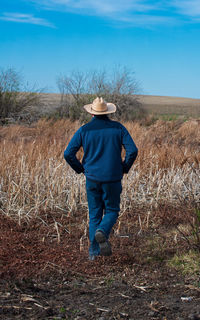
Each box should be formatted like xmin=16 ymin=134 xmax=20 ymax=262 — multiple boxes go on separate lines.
xmin=1 ymin=213 xmax=200 ymax=320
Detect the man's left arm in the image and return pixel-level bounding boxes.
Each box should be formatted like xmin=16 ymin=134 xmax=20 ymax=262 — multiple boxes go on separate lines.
xmin=121 ymin=126 xmax=138 ymax=174
xmin=64 ymin=128 xmax=84 ymax=174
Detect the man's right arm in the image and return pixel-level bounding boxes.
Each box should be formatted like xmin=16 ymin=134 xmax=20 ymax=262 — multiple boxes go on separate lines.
xmin=64 ymin=129 xmax=84 ymax=174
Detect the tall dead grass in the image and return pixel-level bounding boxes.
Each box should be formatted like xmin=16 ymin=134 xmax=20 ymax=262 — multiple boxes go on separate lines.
xmin=0 ymin=119 xmax=199 ymax=223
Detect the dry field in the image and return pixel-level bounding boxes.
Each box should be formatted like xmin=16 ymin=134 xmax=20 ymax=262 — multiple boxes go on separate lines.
xmin=0 ymin=118 xmax=200 ymax=320
xmin=30 ymin=93 xmax=200 ymax=118
xmin=0 ymin=118 xmax=199 ymax=222
xmin=137 ymin=95 xmax=200 ymax=118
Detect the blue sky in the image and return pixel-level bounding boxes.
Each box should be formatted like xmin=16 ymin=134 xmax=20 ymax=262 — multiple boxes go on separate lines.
xmin=0 ymin=0 xmax=200 ymax=98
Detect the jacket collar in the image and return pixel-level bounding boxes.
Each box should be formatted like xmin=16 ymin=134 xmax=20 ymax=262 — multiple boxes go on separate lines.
xmin=93 ymin=115 xmax=110 ymax=121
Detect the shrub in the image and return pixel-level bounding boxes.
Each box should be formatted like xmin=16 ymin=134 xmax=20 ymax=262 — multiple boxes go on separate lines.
xmin=0 ymin=67 xmax=42 ymax=122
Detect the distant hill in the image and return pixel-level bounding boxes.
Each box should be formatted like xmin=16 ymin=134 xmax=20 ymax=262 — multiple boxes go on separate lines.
xmin=33 ymin=93 xmax=200 ymax=118
xmin=137 ymin=95 xmax=200 ymax=117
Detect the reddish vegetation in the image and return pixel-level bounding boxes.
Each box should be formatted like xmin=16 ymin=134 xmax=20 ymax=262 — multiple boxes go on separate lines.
xmin=1 ymin=208 xmax=200 ymax=320
xmin=0 ymin=204 xmax=194 ymax=280
xmin=0 ymin=119 xmax=200 ymax=319
xmin=0 ymin=212 xmax=135 ymax=280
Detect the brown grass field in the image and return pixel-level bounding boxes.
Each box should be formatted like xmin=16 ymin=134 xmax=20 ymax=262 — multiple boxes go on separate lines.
xmin=31 ymin=93 xmax=200 ymax=118
xmin=0 ymin=118 xmax=199 ymax=221
xmin=137 ymin=95 xmax=200 ymax=117
xmin=0 ymin=115 xmax=200 ymax=319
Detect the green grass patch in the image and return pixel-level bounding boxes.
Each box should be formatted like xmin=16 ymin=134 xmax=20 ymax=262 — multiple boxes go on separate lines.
xmin=167 ymin=251 xmax=200 ymax=276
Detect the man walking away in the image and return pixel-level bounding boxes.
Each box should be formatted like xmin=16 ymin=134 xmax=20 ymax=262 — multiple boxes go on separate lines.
xmin=64 ymin=97 xmax=138 ymax=260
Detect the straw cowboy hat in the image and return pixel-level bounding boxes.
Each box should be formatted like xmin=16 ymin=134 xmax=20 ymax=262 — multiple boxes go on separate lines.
xmin=84 ymin=97 xmax=116 ymax=115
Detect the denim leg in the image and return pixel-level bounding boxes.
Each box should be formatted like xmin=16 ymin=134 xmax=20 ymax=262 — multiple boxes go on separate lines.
xmin=98 ymin=181 xmax=122 ymax=239
xmin=86 ymin=179 xmax=104 ymax=256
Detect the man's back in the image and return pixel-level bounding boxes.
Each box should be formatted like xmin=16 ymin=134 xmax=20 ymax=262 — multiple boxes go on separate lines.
xmin=64 ymin=115 xmax=138 ymax=182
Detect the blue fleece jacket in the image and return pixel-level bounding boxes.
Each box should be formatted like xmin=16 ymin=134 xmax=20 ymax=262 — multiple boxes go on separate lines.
xmin=64 ymin=115 xmax=138 ymax=182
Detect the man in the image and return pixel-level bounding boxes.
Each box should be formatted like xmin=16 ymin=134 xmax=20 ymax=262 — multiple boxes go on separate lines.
xmin=64 ymin=97 xmax=138 ymax=260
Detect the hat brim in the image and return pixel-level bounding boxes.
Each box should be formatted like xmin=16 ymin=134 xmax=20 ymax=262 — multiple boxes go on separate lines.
xmin=83 ymin=103 xmax=116 ymax=115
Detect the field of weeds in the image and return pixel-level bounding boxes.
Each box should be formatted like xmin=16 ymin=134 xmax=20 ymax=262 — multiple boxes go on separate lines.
xmin=0 ymin=118 xmax=199 ymax=220
xmin=0 ymin=118 xmax=200 ymax=320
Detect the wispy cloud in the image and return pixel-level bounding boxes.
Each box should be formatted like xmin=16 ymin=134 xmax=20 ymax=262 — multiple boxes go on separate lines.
xmin=33 ymin=0 xmax=157 ymax=14
xmin=117 ymin=14 xmax=175 ymax=26
xmin=30 ymin=0 xmax=200 ymax=26
xmin=172 ymin=0 xmax=200 ymax=17
xmin=0 ymin=12 xmax=55 ymax=28
xmin=31 ymin=0 xmax=173 ymax=26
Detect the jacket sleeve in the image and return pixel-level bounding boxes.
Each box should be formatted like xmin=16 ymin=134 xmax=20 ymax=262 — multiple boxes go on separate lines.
xmin=64 ymin=128 xmax=84 ymax=174
xmin=121 ymin=125 xmax=138 ymax=174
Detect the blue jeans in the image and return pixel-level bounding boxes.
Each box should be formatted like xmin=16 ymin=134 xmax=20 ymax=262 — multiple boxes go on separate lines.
xmin=86 ymin=178 xmax=122 ymax=256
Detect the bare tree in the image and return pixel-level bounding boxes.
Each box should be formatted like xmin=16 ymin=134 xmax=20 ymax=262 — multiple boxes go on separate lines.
xmin=57 ymin=66 xmax=144 ymax=121
xmin=57 ymin=70 xmax=94 ymax=121
xmin=89 ymin=69 xmax=109 ymax=96
xmin=103 ymin=66 xmax=142 ymax=120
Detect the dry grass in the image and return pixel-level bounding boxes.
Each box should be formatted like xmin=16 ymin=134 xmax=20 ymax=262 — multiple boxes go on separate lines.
xmin=137 ymin=95 xmax=200 ymax=117
xmin=30 ymin=93 xmax=200 ymax=118
xmin=0 ymin=119 xmax=199 ymax=225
